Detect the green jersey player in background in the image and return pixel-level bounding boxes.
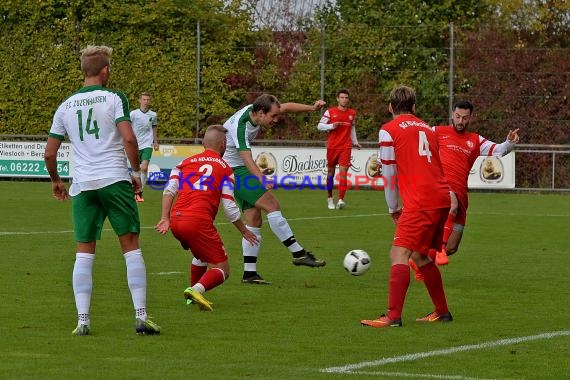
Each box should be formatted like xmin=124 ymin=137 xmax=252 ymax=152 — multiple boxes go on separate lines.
xmin=130 ymin=91 xmax=158 ymax=202
xmin=44 ymin=45 xmax=160 ymax=336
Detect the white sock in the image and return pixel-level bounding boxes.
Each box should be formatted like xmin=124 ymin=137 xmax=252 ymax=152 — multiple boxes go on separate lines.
xmin=243 ymin=226 xmax=262 ymax=273
xmin=73 ymin=252 xmax=95 ymax=326
xmin=192 ymin=257 xmax=207 ymax=267
xmin=192 ymin=283 xmax=206 ymax=294
xmin=267 ymin=211 xmax=303 ymax=253
xmin=124 ymin=249 xmax=147 ymax=321
xmin=141 ymin=172 xmax=147 ymax=191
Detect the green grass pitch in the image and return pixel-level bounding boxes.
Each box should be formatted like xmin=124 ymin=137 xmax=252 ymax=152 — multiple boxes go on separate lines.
xmin=0 ymin=181 xmax=569 ymax=379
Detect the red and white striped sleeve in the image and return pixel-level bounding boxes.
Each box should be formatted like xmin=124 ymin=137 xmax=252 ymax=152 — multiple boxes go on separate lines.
xmin=221 ymin=171 xmax=241 ymax=223
xmin=317 ymin=109 xmax=334 ymax=131
xmin=479 ymin=134 xmax=515 ymax=157
xmin=379 ymin=129 xmax=400 ymax=213
xmin=163 ymin=162 xmax=182 ymax=197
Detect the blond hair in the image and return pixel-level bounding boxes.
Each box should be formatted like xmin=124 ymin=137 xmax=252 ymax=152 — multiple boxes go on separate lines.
xmin=80 ymin=45 xmax=112 ymax=77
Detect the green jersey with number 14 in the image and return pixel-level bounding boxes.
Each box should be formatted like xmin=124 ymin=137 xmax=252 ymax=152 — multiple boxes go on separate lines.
xmin=49 ymin=85 xmax=132 ymax=187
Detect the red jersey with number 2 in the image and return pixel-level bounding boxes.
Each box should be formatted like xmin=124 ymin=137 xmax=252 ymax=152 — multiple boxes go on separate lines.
xmin=170 ymin=150 xmax=235 ymax=220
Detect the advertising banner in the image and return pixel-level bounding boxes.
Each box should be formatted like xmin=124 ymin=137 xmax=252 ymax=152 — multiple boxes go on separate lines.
xmin=467 ymin=151 xmax=515 ymax=189
xmin=250 ymin=147 xmax=382 ymax=189
xmin=249 ymin=147 xmax=515 ymax=190
xmin=0 ymin=141 xmax=72 ymax=178
xmin=0 ymin=141 xmax=516 ymax=189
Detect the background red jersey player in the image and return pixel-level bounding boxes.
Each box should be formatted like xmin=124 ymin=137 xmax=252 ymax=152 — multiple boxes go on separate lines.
xmin=317 ymin=88 xmax=361 ymax=210
xmin=155 ymin=125 xmax=258 ymax=311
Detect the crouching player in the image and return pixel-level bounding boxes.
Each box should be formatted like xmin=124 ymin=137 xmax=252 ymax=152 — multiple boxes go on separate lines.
xmin=155 ymin=125 xmax=258 ymax=310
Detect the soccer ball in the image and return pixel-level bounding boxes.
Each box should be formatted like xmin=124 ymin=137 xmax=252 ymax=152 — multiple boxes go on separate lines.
xmin=343 ymin=250 xmax=371 ymax=276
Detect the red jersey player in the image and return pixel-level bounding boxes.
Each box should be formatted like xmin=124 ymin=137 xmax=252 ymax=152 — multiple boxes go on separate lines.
xmin=434 ymin=100 xmax=519 ymax=263
xmin=409 ymin=101 xmax=519 ymax=280
xmin=361 ymin=85 xmax=457 ymax=328
xmin=317 ymin=88 xmax=361 ymax=210
xmin=155 ymin=125 xmax=258 ymax=311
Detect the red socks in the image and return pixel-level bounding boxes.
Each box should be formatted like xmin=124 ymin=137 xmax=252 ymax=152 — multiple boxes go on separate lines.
xmin=419 ymin=262 xmax=449 ymax=314
xmin=387 ymin=264 xmax=410 ymax=320
xmin=443 ymin=214 xmax=454 ymax=245
xmin=338 ymin=172 xmax=348 ymax=200
xmin=190 ymin=264 xmax=207 ymax=286
xmin=197 ymin=268 xmax=226 ymax=291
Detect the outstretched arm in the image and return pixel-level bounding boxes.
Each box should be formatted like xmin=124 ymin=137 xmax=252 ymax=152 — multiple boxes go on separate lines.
xmin=481 ymin=128 xmax=520 ymax=157
xmin=281 ymin=99 xmax=326 ymax=113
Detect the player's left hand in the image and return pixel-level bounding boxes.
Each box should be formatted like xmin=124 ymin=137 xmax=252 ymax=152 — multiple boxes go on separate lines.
xmin=155 ymin=218 xmax=170 ymax=234
xmin=449 ymin=191 xmax=458 ymax=217
xmin=131 ymin=175 xmax=142 ymax=193
xmin=507 ymin=128 xmax=520 ymax=143
xmin=52 ymin=180 xmax=69 ymax=201
xmin=313 ymin=100 xmax=326 ymax=111
xmin=354 ymin=143 xmax=362 ymax=149
xmin=153 ymin=142 xmax=160 ymax=151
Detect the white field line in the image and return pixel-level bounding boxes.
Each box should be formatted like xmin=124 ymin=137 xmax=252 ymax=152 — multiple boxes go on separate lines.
xmin=347 ymin=370 xmax=501 ymax=380
xmin=149 ymin=271 xmax=184 ymax=275
xmin=320 ymin=330 xmax=570 ymax=375
xmin=0 ymin=213 xmax=387 ymax=236
xmin=2 ymin=211 xmax=570 ymax=236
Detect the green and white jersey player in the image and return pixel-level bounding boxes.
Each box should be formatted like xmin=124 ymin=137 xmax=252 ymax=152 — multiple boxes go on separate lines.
xmin=222 ymin=94 xmax=327 ymax=285
xmin=130 ymin=92 xmax=158 ymax=201
xmin=44 ymin=45 xmax=160 ymax=336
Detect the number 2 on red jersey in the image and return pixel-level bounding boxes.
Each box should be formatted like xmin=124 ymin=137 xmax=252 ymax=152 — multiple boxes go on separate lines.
xmin=191 ymin=164 xmax=213 ymax=190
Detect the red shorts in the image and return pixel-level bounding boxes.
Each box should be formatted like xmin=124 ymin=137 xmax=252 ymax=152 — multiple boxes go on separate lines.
xmin=327 ymin=148 xmax=351 ymax=168
xmin=170 ymin=216 xmax=228 ymax=264
xmin=393 ymin=208 xmax=449 ymax=255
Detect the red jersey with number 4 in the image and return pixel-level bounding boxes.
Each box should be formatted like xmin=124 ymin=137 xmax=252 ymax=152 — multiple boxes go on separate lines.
xmin=434 ymin=125 xmax=499 ymax=195
xmin=379 ymin=114 xmax=450 ymax=212
xmin=323 ymin=107 xmax=357 ymax=149
xmin=170 ymin=150 xmax=235 ymax=220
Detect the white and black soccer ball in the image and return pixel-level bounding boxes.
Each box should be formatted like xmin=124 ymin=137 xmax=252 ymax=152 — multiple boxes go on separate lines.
xmin=343 ymin=249 xmax=371 ymax=276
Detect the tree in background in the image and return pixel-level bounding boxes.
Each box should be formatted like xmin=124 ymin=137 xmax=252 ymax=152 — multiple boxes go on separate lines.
xmin=0 ymin=0 xmax=568 ymax=158
xmin=455 ymin=0 xmax=569 ymax=187
xmin=0 ymin=0 xmax=259 ymax=137
xmin=283 ymin=0 xmax=487 ymax=140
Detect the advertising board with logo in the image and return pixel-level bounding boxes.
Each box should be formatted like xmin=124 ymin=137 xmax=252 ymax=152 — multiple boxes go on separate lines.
xmin=0 ymin=141 xmax=515 ymax=189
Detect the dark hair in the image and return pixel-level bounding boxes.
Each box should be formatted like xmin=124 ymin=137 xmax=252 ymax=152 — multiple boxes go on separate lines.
xmin=453 ymin=100 xmax=474 ymax=113
xmin=252 ymin=94 xmax=280 ymax=113
xmin=390 ymin=85 xmax=415 ymax=114
xmin=336 ymin=88 xmax=350 ymax=97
